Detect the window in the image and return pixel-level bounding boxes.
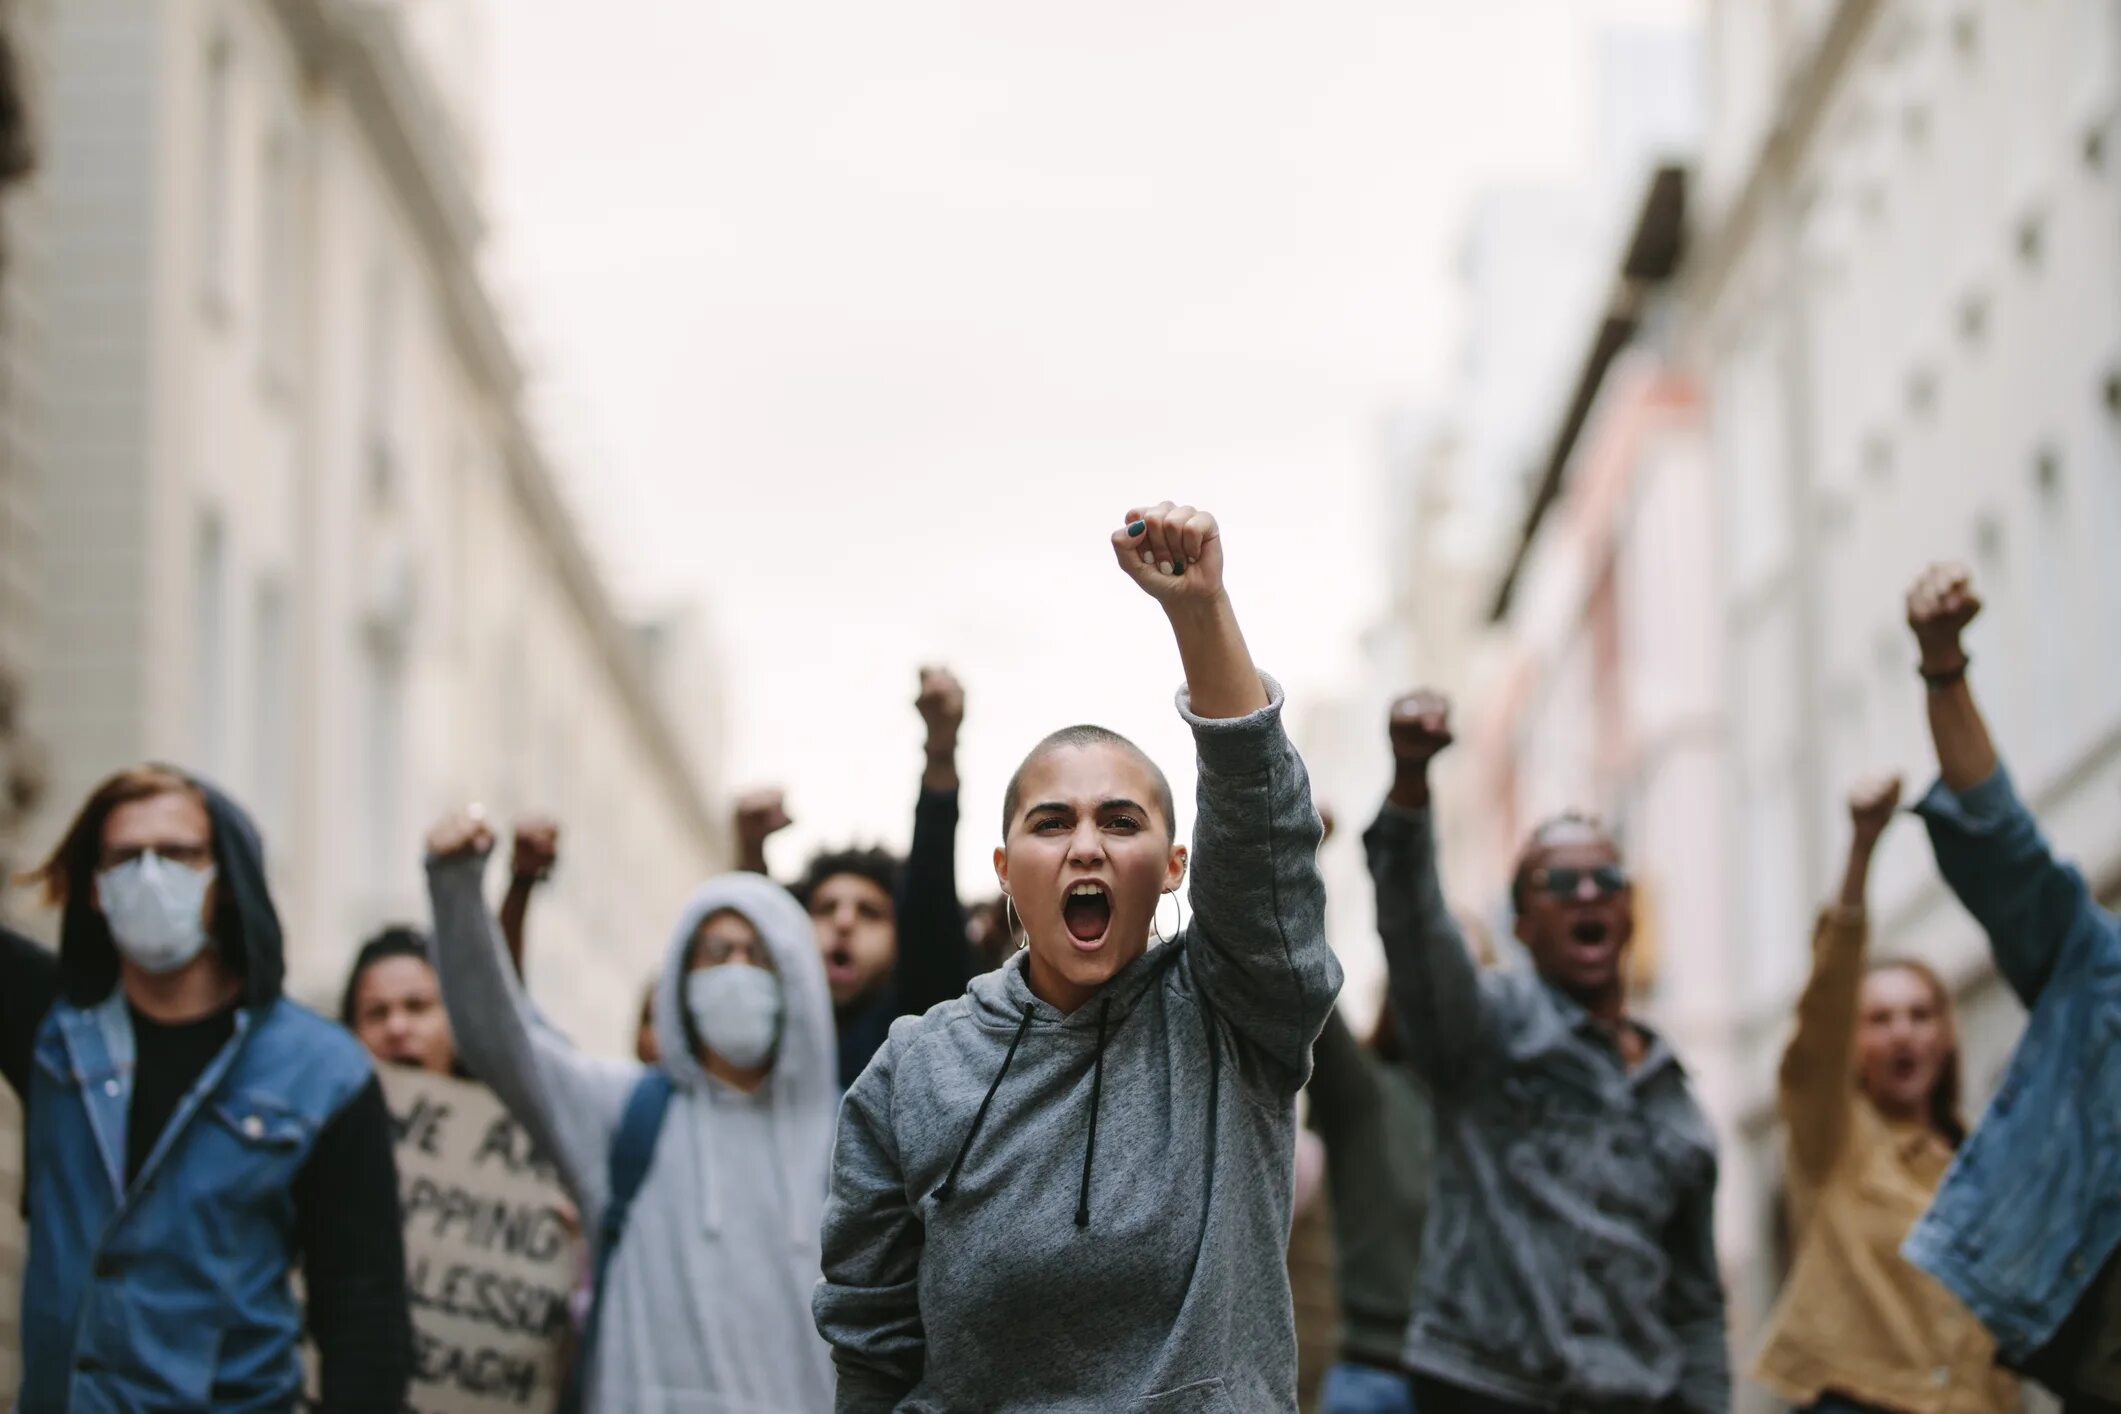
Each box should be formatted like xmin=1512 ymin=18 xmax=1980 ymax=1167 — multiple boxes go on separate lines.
xmin=362 ymin=261 xmax=399 ymax=500
xmin=250 ymin=577 xmax=289 ymax=836
xmin=257 ymin=126 xmax=298 ymax=384
xmin=194 ymin=512 xmax=229 ymax=776
xmin=363 ymin=638 xmax=405 ymax=891
xmin=198 ymin=32 xmax=235 ymax=312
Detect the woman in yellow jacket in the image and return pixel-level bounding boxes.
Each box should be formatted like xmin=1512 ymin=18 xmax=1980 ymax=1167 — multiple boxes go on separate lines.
xmin=1753 ymin=775 xmax=2018 ymax=1413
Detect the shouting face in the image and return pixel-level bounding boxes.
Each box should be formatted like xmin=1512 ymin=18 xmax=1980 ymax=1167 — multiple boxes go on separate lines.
xmin=995 ymin=741 xmax=1186 ymax=1015
xmin=1856 ymin=964 xmax=1953 ymax=1125
xmin=810 ymin=872 xmax=895 ymax=1007
xmin=351 ymin=954 xmax=456 ymax=1075
xmin=1513 ymin=822 xmax=1634 ymax=1004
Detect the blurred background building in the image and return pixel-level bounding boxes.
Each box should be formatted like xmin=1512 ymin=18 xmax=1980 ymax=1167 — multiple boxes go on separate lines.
xmin=0 ymin=0 xmax=732 ymax=1380
xmin=1315 ymin=1 xmax=2119 ymax=1407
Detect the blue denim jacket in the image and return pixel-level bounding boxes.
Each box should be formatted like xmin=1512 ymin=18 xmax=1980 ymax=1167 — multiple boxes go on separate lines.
xmin=1902 ymin=766 xmax=2121 ymax=1360
xmin=20 ymin=990 xmax=373 ymax=1411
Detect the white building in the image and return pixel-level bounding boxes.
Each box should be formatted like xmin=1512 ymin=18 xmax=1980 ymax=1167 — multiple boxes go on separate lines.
xmin=1679 ymin=0 xmax=2121 ymax=1401
xmin=0 ymin=12 xmax=731 ymax=1381
xmin=0 ymin=0 xmax=49 ymax=1389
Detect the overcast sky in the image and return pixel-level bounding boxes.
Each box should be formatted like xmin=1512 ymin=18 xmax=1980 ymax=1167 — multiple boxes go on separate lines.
xmin=480 ymin=0 xmax=1692 ymax=886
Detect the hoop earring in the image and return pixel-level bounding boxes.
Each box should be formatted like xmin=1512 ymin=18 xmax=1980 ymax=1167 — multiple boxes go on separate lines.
xmin=1151 ymin=889 xmax=1184 ymax=946
xmin=1004 ymin=895 xmax=1026 ymax=950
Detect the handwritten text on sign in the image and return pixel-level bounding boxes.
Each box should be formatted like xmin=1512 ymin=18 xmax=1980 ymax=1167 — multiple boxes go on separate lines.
xmin=382 ymin=1065 xmax=578 ymax=1414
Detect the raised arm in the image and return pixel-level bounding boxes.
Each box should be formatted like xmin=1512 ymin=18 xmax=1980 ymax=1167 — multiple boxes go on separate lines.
xmin=733 ymin=787 xmax=793 ymax=878
xmin=0 ymin=923 xmax=58 ymax=1103
xmin=1780 ymin=777 xmax=1900 ymax=1184
xmin=895 ymin=667 xmax=974 ymax=1015
xmin=813 ymin=1036 xmax=925 ymax=1412
xmin=496 ymin=815 xmax=559 ymax=980
xmin=1114 ymin=503 xmax=1338 ymax=1086
xmin=1368 ymin=691 xmax=1488 ymax=1089
xmin=1904 ymin=564 xmax=2106 ymax=1003
xmin=424 ymin=811 xmax=638 ymax=1221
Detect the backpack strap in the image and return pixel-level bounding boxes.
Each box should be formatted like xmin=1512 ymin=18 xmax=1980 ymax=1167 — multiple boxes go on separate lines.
xmin=559 ymin=1069 xmax=675 ymax=1414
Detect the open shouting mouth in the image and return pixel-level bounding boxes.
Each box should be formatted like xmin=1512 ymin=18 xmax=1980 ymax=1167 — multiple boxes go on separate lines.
xmin=1062 ymin=880 xmax=1113 ymax=952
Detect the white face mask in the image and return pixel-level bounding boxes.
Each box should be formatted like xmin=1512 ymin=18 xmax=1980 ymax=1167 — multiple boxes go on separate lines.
xmin=685 ymin=962 xmax=782 ymax=1071
xmin=96 ymin=852 xmax=217 ymax=975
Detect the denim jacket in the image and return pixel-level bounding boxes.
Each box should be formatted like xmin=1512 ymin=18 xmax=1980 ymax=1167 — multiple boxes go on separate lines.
xmin=1902 ymin=766 xmax=2121 ymax=1361
xmin=20 ymin=990 xmax=374 ymax=1411
xmin=1368 ymin=804 xmax=1728 ymax=1412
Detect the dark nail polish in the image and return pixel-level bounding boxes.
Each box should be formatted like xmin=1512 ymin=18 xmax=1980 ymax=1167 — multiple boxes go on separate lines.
xmin=1127 ymin=521 xmax=1146 ymax=537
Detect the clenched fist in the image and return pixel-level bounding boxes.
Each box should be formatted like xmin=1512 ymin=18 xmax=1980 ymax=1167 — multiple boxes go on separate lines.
xmin=1906 ymin=563 xmax=1980 ymax=673
xmin=427 ymin=809 xmax=496 ymax=862
xmin=735 ymin=788 xmax=793 ymax=847
xmin=916 ymin=666 xmax=965 ymax=753
xmin=1111 ymin=503 xmax=1224 ymax=605
xmin=510 ymin=817 xmax=560 ymax=882
xmin=1389 ymin=690 xmax=1455 ymax=768
xmin=1846 ymin=774 xmax=1903 ymax=842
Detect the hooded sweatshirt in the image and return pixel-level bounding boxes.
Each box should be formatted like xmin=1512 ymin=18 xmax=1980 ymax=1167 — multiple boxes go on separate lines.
xmin=427 ymin=861 xmax=839 ymax=1414
xmin=8 ymin=770 xmax=411 ymax=1410
xmin=813 ymin=680 xmax=1342 ymax=1413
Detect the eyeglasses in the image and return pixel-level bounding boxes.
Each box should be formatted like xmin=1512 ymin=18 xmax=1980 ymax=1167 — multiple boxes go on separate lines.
xmin=1532 ymin=864 xmax=1631 ymax=898
xmin=98 ymin=843 xmax=215 ymax=873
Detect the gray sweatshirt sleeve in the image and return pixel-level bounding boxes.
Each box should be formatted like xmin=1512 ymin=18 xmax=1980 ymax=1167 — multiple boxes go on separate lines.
xmin=1177 ymin=677 xmax=1341 ymax=1091
xmin=812 ymin=1032 xmax=925 ymax=1412
xmin=426 ymin=854 xmax=639 ymax=1225
xmin=1365 ymin=802 xmax=1491 ymax=1090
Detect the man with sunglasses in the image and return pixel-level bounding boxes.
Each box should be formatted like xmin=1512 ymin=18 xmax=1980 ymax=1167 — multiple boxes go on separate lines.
xmin=1366 ymin=692 xmax=1727 ymax=1414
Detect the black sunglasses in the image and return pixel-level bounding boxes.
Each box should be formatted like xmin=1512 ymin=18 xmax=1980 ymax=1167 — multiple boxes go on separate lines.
xmin=1533 ymin=864 xmax=1631 ymax=898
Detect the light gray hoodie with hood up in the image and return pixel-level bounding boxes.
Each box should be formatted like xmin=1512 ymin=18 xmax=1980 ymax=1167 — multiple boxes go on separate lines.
xmin=813 ymin=680 xmax=1343 ymax=1413
xmin=427 ymin=861 xmax=838 ymax=1414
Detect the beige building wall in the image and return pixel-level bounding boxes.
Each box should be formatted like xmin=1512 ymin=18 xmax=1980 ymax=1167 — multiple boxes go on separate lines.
xmin=0 ymin=3 xmax=729 ymax=1379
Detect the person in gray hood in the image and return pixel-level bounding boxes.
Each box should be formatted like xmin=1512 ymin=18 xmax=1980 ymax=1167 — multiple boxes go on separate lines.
xmin=814 ymin=501 xmax=1344 ymax=1413
xmin=425 ymin=818 xmax=838 ymax=1413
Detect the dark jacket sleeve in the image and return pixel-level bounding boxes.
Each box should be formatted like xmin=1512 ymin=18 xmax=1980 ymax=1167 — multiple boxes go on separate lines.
xmin=1 ymin=924 xmax=59 ymax=1103
xmin=1305 ymin=1005 xmax=1379 ymax=1147
xmin=1366 ymin=803 xmax=1491 ymax=1091
xmin=295 ymin=1076 xmax=413 ymax=1411
xmin=892 ymin=788 xmax=973 ymax=1017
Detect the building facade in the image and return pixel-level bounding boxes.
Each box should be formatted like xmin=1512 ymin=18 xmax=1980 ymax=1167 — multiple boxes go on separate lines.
xmin=1686 ymin=0 xmax=2121 ymax=1393
xmin=0 ymin=20 xmax=730 ymax=1382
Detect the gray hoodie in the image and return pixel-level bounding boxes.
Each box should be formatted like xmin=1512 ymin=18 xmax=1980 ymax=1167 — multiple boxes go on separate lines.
xmin=813 ymin=681 xmax=1342 ymax=1413
xmin=427 ymin=862 xmax=838 ymax=1414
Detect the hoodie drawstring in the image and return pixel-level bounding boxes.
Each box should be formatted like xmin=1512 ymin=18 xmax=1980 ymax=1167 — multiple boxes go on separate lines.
xmin=1075 ymin=998 xmax=1111 ymax=1229
xmin=935 ymin=1004 xmax=1035 ymax=1203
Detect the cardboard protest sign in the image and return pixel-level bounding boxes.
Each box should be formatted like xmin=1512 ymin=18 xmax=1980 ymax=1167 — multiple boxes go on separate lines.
xmin=310 ymin=1066 xmax=579 ymax=1413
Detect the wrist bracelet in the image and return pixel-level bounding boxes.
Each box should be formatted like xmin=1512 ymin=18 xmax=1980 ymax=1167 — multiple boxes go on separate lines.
xmin=1920 ymin=654 xmax=1969 ymax=688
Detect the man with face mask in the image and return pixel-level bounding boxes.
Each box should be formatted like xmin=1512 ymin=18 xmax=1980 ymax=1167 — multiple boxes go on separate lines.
xmin=425 ymin=809 xmax=839 ymax=1412
xmin=0 ymin=764 xmax=412 ymax=1410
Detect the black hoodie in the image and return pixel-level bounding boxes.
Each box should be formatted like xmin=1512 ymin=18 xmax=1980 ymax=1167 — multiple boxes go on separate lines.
xmin=0 ymin=768 xmax=413 ymax=1410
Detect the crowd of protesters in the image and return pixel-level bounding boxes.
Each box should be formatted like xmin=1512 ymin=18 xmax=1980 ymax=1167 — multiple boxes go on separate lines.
xmin=0 ymin=517 xmax=2115 ymax=1413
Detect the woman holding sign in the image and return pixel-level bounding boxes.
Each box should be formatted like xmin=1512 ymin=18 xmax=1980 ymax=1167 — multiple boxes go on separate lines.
xmin=425 ymin=824 xmax=838 ymax=1412
xmin=812 ymin=502 xmax=1342 ymax=1410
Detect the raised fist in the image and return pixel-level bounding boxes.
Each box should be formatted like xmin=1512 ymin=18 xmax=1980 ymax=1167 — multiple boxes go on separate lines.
xmin=427 ymin=809 xmax=496 ymax=862
xmin=1906 ymin=563 xmax=1981 ymax=670
xmin=734 ymin=788 xmax=793 ymax=847
xmin=916 ymin=666 xmax=965 ymax=749
xmin=1388 ymin=690 xmax=1454 ymax=768
xmin=1846 ymin=774 xmax=1903 ymax=841
xmin=1111 ymin=503 xmax=1224 ymax=604
xmin=510 ymin=817 xmax=560 ymax=882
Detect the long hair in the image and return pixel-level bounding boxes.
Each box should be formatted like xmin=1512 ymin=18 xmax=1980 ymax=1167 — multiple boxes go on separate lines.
xmin=1863 ymin=956 xmax=1968 ymax=1149
xmin=18 ymin=764 xmax=205 ymax=905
